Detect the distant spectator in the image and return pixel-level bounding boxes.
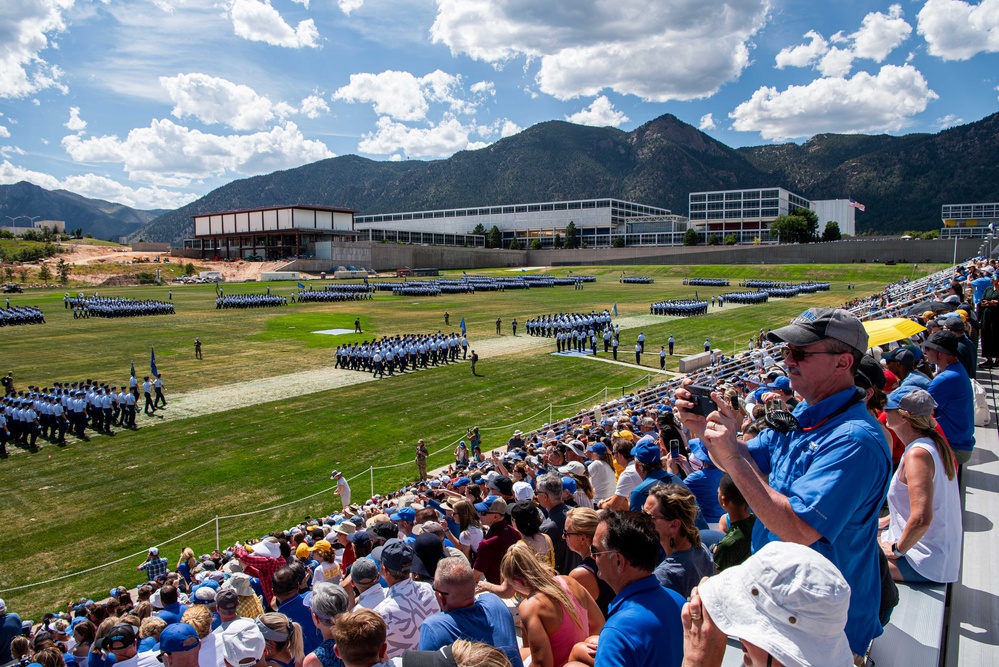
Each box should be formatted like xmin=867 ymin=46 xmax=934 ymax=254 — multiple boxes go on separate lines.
xmin=1 ymin=598 xmax=23 ymax=665
xmin=596 ymin=440 xmax=639 ymax=511
xmin=472 ymin=497 xmax=521 ymax=586
xmin=137 ymin=548 xmax=170 ymax=583
xmin=584 ymin=444 xmax=616 ymax=503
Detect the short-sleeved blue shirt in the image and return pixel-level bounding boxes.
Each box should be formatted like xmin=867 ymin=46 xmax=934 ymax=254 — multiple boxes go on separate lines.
xmin=628 ymin=469 xmax=681 ymax=512
xmin=593 ymin=575 xmax=683 ymax=667
xmin=927 ymin=362 xmax=975 ymax=451
xmin=747 ymin=386 xmax=891 ymax=656
xmin=418 ymin=592 xmax=523 ymax=667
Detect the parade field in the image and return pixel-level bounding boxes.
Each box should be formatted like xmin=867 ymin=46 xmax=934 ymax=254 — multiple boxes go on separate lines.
xmin=0 ymin=262 xmax=943 ymax=616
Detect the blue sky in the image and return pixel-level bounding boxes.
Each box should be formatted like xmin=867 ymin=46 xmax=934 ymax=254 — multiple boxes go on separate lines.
xmin=0 ymin=0 xmax=997 ymax=211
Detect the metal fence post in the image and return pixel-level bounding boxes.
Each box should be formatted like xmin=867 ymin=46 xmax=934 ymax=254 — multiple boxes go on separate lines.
xmin=215 ymin=516 xmax=220 ymax=552
xmin=370 ymin=466 xmax=375 ymax=500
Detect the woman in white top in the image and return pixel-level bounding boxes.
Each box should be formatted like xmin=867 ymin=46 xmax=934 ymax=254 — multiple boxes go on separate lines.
xmin=585 ymin=442 xmax=617 ymax=503
xmin=880 ymin=388 xmax=962 ymax=584
xmin=452 ymin=500 xmax=483 ymax=558
xmin=309 ymin=540 xmax=341 ymax=585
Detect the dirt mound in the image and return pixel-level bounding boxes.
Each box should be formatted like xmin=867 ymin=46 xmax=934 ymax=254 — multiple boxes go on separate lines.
xmin=98 ymin=275 xmax=141 ymax=287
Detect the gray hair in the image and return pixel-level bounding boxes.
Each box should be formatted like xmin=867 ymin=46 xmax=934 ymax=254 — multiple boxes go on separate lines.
xmin=434 ymin=557 xmax=473 ymax=588
xmin=309 ymin=582 xmax=349 ymax=625
xmin=536 ymin=473 xmax=563 ymax=498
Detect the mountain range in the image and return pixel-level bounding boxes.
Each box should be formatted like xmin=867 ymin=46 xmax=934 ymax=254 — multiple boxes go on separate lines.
xmin=10 ymin=111 xmax=999 ymax=244
xmin=0 ymin=181 xmax=164 ymax=240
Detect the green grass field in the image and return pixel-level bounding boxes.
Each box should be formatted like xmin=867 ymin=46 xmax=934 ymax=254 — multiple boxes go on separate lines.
xmin=0 ymin=262 xmax=944 ymax=616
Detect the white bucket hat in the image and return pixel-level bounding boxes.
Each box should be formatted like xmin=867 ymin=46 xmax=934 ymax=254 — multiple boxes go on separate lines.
xmin=698 ymin=541 xmax=853 ymax=667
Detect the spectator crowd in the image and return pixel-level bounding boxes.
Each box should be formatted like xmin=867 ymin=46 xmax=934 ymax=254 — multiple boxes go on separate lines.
xmin=3 ymin=260 xmax=991 ymax=667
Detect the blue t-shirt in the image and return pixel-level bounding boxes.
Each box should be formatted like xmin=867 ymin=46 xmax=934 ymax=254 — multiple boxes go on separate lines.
xmin=137 ymin=636 xmax=158 ymax=653
xmin=927 ymin=363 xmax=975 ymax=451
xmin=0 ymin=612 xmax=23 ymax=664
xmin=629 ymin=469 xmax=681 ymax=512
xmin=156 ymin=603 xmax=188 ymax=625
xmin=593 ymin=575 xmax=683 ymax=667
xmin=971 ymin=276 xmax=992 ymax=304
xmin=682 ymin=466 xmax=725 ymax=524
xmin=418 ymin=593 xmax=523 ymax=667
xmin=747 ymin=387 xmax=891 ymax=656
xmin=278 ymin=594 xmax=321 ymax=656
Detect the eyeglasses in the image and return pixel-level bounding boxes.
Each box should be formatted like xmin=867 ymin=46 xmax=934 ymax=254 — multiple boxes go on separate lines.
xmin=780 ymin=347 xmax=841 ymax=362
xmin=563 ymin=531 xmax=582 ymax=538
xmin=432 ymin=587 xmax=450 ymax=597
xmin=642 ymin=510 xmax=667 ymax=521
xmin=589 ymin=544 xmax=619 ymax=558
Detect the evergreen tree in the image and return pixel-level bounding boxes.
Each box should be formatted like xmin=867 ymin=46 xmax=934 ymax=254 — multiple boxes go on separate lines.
xmin=565 ymin=221 xmax=579 ymax=249
xmin=683 ymin=228 xmax=699 ymax=246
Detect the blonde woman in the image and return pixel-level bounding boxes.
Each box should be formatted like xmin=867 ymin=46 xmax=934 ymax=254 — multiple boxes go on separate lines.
xmin=256 ymin=612 xmax=305 ymax=667
xmin=499 ymin=543 xmax=603 ymax=667
xmin=880 ymin=388 xmax=962 ymax=583
xmin=177 ymin=548 xmax=197 ymax=585
xmin=309 ymin=541 xmax=341 ymax=585
xmin=451 ymin=639 xmax=514 ymax=667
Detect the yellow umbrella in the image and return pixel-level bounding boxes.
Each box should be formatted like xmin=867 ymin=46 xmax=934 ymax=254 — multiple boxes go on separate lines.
xmin=863 ymin=318 xmax=927 ymax=349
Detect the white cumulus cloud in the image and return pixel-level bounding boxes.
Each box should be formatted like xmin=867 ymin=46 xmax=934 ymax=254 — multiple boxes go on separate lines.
xmin=775 ymin=30 xmax=829 ymax=69
xmin=917 ymin=0 xmax=999 ymax=60
xmin=338 ymin=0 xmax=364 ymax=14
xmin=565 ymin=96 xmax=630 ymax=127
xmin=61 ymin=119 xmax=332 ymax=186
xmin=160 ymin=73 xmax=279 ymax=130
xmin=775 ymin=5 xmax=911 ymax=77
xmin=299 ymin=94 xmax=329 ymax=118
xmin=470 ymin=80 xmax=495 ymax=96
xmin=224 ymin=0 xmax=320 ymax=48
xmin=730 ymin=64 xmax=938 ymax=141
xmin=0 ymin=160 xmax=198 ymax=209
xmin=357 ymin=115 xmax=491 ymax=158
xmin=431 ymin=0 xmax=769 ymax=102
xmin=65 ymin=107 xmax=87 ymax=133
xmin=699 ymin=113 xmax=717 ymax=131
xmin=0 ymin=0 xmax=72 ymax=98
xmin=936 ymin=114 xmax=964 ymax=129
xmin=333 ymin=70 xmax=471 ymax=121
xmin=0 ymin=125 xmax=9 ymax=139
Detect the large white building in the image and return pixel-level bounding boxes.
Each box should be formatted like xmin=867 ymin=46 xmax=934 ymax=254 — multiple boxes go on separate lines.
xmin=688 ymin=187 xmax=856 ymax=243
xmin=940 ymin=203 xmax=999 ymax=239
xmin=354 ymin=198 xmax=686 ymax=248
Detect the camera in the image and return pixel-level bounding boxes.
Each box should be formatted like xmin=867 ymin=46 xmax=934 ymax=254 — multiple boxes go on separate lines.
xmin=686 ymin=385 xmax=716 ymax=417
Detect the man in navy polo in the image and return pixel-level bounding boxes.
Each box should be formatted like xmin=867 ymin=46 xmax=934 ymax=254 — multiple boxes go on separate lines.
xmin=679 ymin=307 xmax=891 ymax=659
xmin=272 ymin=566 xmax=320 ymax=655
xmin=924 ymin=330 xmax=975 ymax=465
xmin=591 ymin=511 xmax=683 ymax=667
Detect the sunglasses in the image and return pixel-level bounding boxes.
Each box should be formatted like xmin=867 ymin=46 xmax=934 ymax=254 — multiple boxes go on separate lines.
xmin=780 ymin=347 xmax=841 ymax=362
xmin=589 ymin=544 xmax=619 ymax=558
xmin=432 ymin=586 xmax=450 ymax=597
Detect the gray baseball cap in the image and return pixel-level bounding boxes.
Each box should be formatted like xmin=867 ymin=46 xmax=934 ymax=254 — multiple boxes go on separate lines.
xmin=885 ymin=388 xmax=937 ymax=416
xmin=767 ymin=308 xmax=868 ymax=353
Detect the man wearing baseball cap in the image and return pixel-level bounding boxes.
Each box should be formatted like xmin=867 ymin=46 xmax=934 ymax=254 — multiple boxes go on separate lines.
xmin=923 ymin=330 xmax=976 ymax=464
xmin=219 ymin=618 xmax=266 ymax=667
xmin=372 ymin=540 xmax=440 ymax=658
xmin=883 ymin=348 xmax=931 ymax=391
xmin=137 ymin=547 xmax=169 ymax=583
xmin=157 ymin=623 xmax=201 ymax=667
xmin=677 ymin=307 xmax=891 ymax=659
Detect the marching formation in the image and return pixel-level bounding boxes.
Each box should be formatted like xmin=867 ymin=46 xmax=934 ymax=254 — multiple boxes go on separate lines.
xmin=68 ymin=296 xmax=175 ymax=318
xmin=0 ymin=305 xmax=45 ymax=326
xmin=216 ymin=293 xmax=286 ymax=309
xmin=334 ymin=332 xmax=470 ymax=375
xmin=650 ymin=299 xmax=710 ymax=316
xmin=524 ymin=310 xmax=613 ymax=337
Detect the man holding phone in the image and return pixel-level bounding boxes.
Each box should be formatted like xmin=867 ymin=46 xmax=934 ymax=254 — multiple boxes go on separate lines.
xmin=675 ymin=307 xmax=890 ymax=661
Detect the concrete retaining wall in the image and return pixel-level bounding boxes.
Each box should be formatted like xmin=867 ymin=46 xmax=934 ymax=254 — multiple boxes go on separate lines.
xmin=526 ymin=238 xmax=981 ymax=267
xmin=132 ymin=242 xmax=171 ymax=252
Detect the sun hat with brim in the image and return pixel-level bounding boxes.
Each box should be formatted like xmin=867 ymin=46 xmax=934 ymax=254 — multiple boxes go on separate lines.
xmin=332 ymin=522 xmax=356 ymax=536
xmin=401 ymin=645 xmax=458 ymax=667
xmin=225 ymin=573 xmax=255 ymax=598
xmin=767 ymin=308 xmax=868 ymax=354
xmin=698 ymin=541 xmax=853 ymax=667
xmin=922 ymin=330 xmax=960 ymax=356
xmin=885 ymin=387 xmax=937 ymax=416
xmin=246 ymin=538 xmax=281 ymax=558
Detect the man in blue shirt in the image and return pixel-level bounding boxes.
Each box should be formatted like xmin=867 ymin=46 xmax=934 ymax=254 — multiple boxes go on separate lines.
xmin=591 ymin=511 xmax=684 ymax=667
xmin=0 ymin=598 xmax=22 ymax=665
xmin=883 ymin=348 xmax=931 ymax=390
xmin=155 ymin=585 xmax=188 ymax=624
xmin=924 ymin=330 xmax=976 ymax=464
xmin=677 ymin=307 xmax=891 ymax=659
xmin=272 ymin=566 xmax=320 ymax=655
xmin=419 ymin=557 xmax=523 ymax=667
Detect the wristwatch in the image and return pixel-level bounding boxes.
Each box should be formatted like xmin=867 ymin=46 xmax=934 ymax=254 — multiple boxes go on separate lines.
xmin=891 ymin=542 xmax=905 ymax=558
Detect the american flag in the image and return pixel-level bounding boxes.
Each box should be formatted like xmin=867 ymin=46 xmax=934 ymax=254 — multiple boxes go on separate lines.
xmin=849 ymin=198 xmax=866 ymax=212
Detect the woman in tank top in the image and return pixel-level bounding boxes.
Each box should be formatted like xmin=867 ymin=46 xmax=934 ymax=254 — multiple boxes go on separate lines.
xmin=880 ymin=388 xmax=962 ymax=583
xmin=499 ymin=543 xmax=604 ymax=667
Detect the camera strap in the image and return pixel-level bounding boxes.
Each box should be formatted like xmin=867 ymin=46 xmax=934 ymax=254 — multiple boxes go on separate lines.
xmin=763 ymin=388 xmax=865 ymax=434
